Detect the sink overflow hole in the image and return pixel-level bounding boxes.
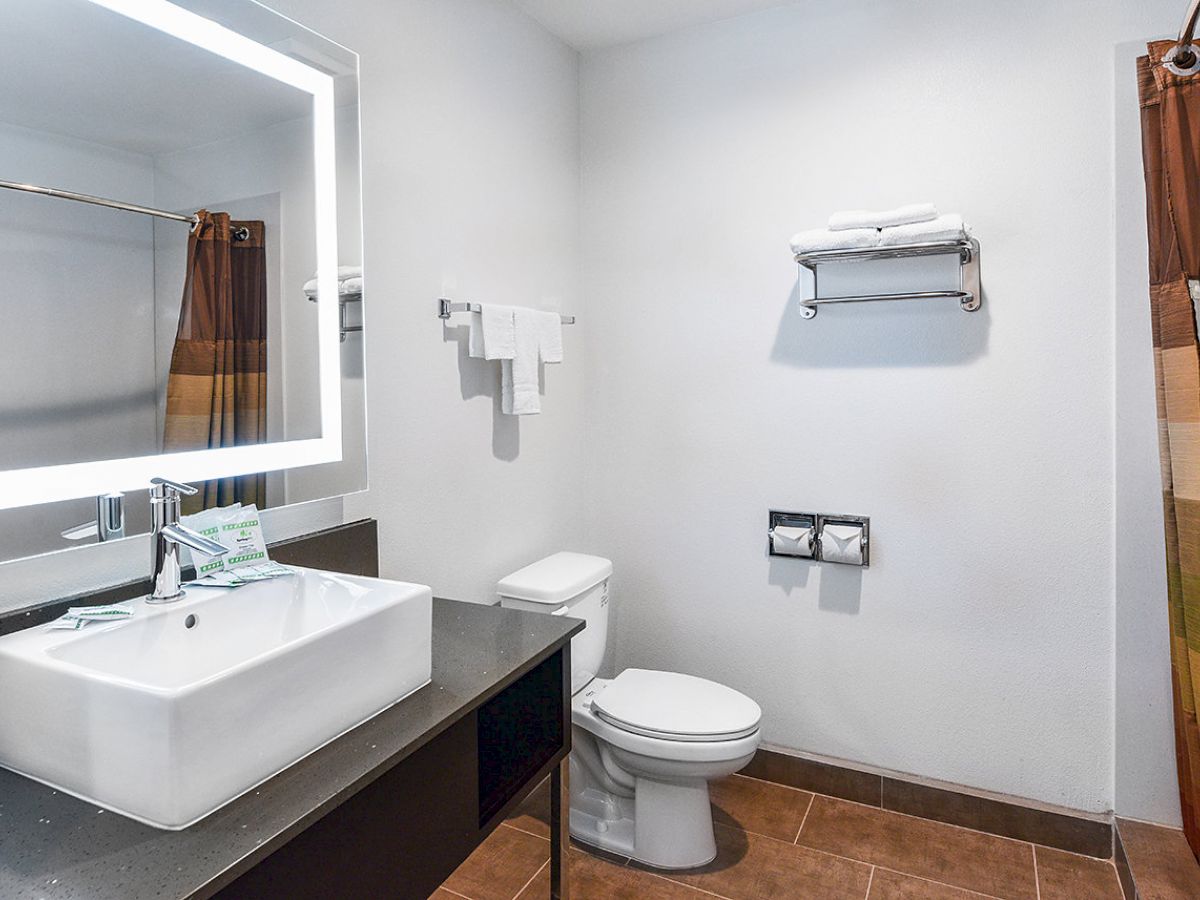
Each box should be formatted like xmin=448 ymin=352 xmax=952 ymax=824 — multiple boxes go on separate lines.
xmin=185 ymin=614 xmax=198 ymax=629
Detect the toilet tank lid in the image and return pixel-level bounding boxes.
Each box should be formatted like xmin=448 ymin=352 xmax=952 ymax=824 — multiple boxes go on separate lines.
xmin=497 ymin=552 xmax=613 ymax=605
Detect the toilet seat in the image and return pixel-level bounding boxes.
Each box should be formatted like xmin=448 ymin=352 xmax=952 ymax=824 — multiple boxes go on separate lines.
xmin=590 ymin=669 xmax=761 ymax=743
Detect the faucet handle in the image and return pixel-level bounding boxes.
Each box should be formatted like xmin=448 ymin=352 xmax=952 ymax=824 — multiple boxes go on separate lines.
xmin=150 ymin=477 xmax=198 ymax=498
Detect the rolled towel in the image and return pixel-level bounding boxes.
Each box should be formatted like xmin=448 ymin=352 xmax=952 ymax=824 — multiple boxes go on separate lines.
xmin=303 ymin=271 xmax=365 ymax=298
xmin=790 ymin=227 xmax=880 ymax=256
xmin=878 ymin=213 xmax=970 ymax=246
xmin=828 ymin=203 xmax=937 ymax=232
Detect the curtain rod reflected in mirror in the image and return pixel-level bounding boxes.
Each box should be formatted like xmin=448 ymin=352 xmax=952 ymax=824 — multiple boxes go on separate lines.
xmin=0 ymin=179 xmax=250 ymax=240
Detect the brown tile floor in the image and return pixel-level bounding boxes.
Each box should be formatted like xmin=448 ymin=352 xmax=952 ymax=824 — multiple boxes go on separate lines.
xmin=434 ymin=774 xmax=1125 ymax=900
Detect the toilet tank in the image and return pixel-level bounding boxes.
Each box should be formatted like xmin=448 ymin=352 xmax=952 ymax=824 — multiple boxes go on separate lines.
xmin=497 ymin=552 xmax=613 ymax=695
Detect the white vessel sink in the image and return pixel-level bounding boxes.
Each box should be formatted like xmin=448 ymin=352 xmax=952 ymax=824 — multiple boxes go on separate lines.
xmin=0 ymin=566 xmax=432 ymax=830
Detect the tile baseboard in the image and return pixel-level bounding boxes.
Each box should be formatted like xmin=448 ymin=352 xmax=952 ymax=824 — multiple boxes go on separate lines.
xmin=742 ymin=747 xmax=1112 ymax=859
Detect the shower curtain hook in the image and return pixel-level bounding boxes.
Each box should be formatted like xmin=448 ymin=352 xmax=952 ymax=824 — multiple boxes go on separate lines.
xmin=188 ymin=214 xmax=200 ymax=234
xmin=1166 ymin=0 xmax=1200 ymax=74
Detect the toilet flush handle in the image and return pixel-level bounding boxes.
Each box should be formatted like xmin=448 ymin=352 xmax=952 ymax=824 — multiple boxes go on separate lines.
xmin=551 ymin=605 xmax=570 ymax=616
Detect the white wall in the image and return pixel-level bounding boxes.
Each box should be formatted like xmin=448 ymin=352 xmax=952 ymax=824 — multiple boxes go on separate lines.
xmin=578 ymin=0 xmax=1179 ymax=818
xmin=1113 ymin=36 xmax=1180 ymax=825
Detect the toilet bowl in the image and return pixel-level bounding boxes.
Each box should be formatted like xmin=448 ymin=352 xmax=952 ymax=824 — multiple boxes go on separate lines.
xmin=498 ymin=553 xmax=762 ymax=870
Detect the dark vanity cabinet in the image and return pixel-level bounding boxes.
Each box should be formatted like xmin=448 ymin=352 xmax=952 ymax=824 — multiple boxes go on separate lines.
xmin=216 ymin=646 xmax=573 ymax=900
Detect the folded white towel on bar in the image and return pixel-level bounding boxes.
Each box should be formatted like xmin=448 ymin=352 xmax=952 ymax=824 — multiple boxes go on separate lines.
xmin=878 ymin=213 xmax=970 ymax=246
xmin=790 ymin=227 xmax=880 ymax=255
xmin=828 ymin=203 xmax=937 ymax=232
xmin=468 ymin=304 xmax=517 ymax=361
xmin=502 ymin=309 xmax=562 ymax=416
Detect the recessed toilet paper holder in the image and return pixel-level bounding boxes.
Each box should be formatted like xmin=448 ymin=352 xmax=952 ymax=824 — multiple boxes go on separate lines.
xmin=768 ymin=511 xmax=817 ymax=558
xmin=768 ymin=510 xmax=870 ymax=566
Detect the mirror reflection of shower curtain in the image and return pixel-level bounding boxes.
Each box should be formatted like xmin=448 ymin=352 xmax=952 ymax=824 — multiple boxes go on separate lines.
xmin=163 ymin=209 xmax=266 ymax=513
xmin=1139 ymin=41 xmax=1200 ymax=861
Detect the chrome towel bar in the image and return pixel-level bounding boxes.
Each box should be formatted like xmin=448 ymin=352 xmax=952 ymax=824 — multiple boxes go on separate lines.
xmin=438 ymin=298 xmax=576 ymax=325
xmin=794 ymin=237 xmax=981 ymax=318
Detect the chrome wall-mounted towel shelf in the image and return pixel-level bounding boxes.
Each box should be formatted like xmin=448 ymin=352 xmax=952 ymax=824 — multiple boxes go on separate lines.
xmin=307 ymin=290 xmax=363 ymax=341
xmin=438 ymin=298 xmax=576 ymax=325
xmin=794 ymin=237 xmax=981 ymax=319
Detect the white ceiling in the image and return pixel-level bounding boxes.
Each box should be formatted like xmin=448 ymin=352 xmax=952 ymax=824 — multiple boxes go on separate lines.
xmin=509 ymin=0 xmax=790 ymax=49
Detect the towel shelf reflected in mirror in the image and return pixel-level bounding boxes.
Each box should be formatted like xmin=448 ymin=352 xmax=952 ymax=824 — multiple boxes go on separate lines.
xmin=794 ymin=237 xmax=982 ymax=318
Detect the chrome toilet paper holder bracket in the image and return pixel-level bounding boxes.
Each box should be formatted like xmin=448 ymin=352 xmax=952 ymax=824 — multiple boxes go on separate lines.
xmin=768 ymin=510 xmax=870 ymax=566
xmin=768 ymin=510 xmax=817 ymax=558
xmin=817 ymin=514 xmax=870 ymax=567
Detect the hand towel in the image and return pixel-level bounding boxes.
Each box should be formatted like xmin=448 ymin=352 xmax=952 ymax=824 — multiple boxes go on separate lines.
xmin=790 ymin=227 xmax=880 ymax=256
xmin=502 ymin=308 xmax=542 ymax=415
xmin=499 ymin=310 xmax=564 ymax=415
xmin=828 ymin=203 xmax=937 ymax=232
xmin=878 ymin=213 xmax=969 ymax=246
xmin=535 ymin=310 xmax=563 ymax=364
xmin=468 ymin=305 xmax=517 ymax=361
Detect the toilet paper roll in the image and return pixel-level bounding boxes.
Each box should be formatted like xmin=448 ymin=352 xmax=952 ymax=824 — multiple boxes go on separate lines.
xmin=820 ymin=523 xmax=865 ymax=565
xmin=771 ymin=525 xmax=814 ymax=557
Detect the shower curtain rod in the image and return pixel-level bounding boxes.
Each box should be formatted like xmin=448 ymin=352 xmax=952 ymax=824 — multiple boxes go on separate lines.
xmin=0 ymin=178 xmax=199 ymax=229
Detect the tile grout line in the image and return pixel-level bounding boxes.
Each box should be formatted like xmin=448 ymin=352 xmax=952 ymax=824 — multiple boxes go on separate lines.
xmin=439 ymin=888 xmax=474 ymax=900
xmin=735 ymin=771 xmax=822 ymax=795
xmin=1032 ymin=844 xmax=1042 ymax=900
xmin=872 ymin=866 xmax=1005 ymax=900
xmin=510 ymin=859 xmax=549 ymax=900
xmin=647 ymin=870 xmax=735 ymax=900
xmin=863 ymin=865 xmax=875 ymax=899
xmin=793 ymin=792 xmax=816 ymax=844
xmin=501 ymin=821 xmax=551 ymax=842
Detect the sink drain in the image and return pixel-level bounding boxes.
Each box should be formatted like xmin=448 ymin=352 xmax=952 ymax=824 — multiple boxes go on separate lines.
xmin=185 ymin=614 xmax=198 ymax=629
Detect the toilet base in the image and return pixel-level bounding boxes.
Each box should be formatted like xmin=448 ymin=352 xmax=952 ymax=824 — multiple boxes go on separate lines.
xmin=569 ymin=767 xmax=718 ymax=869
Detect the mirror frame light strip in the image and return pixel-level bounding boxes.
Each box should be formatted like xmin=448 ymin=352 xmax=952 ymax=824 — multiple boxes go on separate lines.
xmin=0 ymin=0 xmax=342 ymax=511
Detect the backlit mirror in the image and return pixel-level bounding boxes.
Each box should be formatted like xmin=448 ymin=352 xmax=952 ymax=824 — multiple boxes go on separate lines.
xmin=0 ymin=0 xmax=366 ymax=561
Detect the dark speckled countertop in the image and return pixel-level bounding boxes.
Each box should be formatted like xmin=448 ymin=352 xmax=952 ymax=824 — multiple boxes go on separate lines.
xmin=0 ymin=599 xmax=583 ymax=900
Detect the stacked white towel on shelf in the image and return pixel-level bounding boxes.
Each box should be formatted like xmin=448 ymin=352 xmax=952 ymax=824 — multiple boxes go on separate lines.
xmin=878 ymin=213 xmax=969 ymax=246
xmin=303 ymin=266 xmax=363 ymax=298
xmin=828 ymin=203 xmax=937 ymax=232
xmin=790 ymin=227 xmax=879 ymax=255
xmin=468 ymin=305 xmax=563 ymax=416
xmin=791 ymin=205 xmax=970 ymax=255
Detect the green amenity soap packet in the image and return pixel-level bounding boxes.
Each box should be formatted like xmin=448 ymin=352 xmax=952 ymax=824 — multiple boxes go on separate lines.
xmin=189 ymin=505 xmax=269 ymax=576
xmin=186 ymin=561 xmax=295 ymax=589
xmin=50 ymin=604 xmax=134 ymax=630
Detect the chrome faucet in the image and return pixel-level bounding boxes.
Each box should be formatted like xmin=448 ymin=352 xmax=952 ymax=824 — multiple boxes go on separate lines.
xmin=148 ymin=478 xmax=229 ymax=604
xmin=61 ymin=492 xmax=126 ymax=544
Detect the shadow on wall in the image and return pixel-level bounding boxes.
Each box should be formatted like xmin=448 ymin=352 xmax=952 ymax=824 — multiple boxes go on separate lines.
xmin=772 ymin=263 xmax=990 ymax=368
xmin=443 ymin=323 xmax=521 ymax=462
xmin=768 ymin=553 xmax=865 ymax=615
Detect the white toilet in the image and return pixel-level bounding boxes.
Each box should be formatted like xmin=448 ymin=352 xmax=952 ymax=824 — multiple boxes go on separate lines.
xmin=498 ymin=552 xmax=761 ymax=870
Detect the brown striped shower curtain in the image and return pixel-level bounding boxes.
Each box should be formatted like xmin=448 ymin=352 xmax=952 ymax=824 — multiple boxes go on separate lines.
xmin=162 ymin=210 xmax=267 ymax=513
xmin=1139 ymin=41 xmax=1200 ymax=858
